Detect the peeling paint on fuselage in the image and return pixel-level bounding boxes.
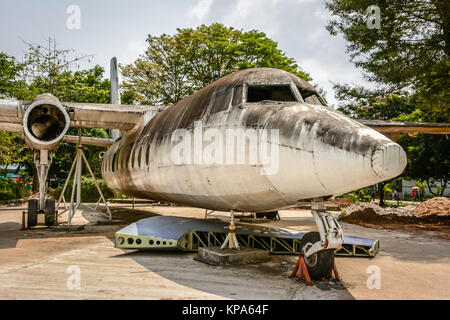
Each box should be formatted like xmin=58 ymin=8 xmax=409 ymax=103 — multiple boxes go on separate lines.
xmin=101 ymin=68 xmax=406 ymax=212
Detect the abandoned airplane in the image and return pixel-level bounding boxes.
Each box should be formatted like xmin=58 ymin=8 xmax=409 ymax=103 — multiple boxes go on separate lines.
xmin=2 ymin=65 xmax=446 ymax=278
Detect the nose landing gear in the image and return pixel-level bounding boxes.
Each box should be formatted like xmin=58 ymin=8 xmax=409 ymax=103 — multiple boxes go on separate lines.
xmin=290 ymin=197 xmax=344 ymax=283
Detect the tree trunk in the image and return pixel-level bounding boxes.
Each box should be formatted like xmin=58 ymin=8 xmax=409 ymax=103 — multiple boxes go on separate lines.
xmin=32 ymin=166 xmax=39 ymax=192
xmin=439 ymin=180 xmax=448 ymax=196
xmin=426 ymin=179 xmax=437 ymax=197
xmin=378 ymin=182 xmax=385 ymax=207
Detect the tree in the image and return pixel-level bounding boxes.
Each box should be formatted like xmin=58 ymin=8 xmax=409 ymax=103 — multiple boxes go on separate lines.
xmin=0 ymin=53 xmax=27 ymax=100
xmin=326 ymin=0 xmax=449 ymax=121
xmin=395 ymin=111 xmax=449 ymax=196
xmin=399 ymin=134 xmax=449 ymax=196
xmin=326 ymin=0 xmax=450 ymax=201
xmin=0 ymin=130 xmax=31 ymax=178
xmin=0 ymin=53 xmax=34 ymax=179
xmin=337 ymin=94 xmax=416 ymax=120
xmin=121 ymin=23 xmax=312 ymax=105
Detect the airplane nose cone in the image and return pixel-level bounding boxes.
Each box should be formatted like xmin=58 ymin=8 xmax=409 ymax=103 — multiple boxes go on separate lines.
xmin=371 ymin=142 xmax=407 ymax=179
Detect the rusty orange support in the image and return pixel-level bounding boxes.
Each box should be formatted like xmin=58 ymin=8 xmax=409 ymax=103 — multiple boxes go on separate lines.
xmin=21 ymin=211 xmax=26 ymax=230
xmin=289 ymin=260 xmax=300 ymax=278
xmin=331 ymin=262 xmax=342 ymax=282
xmin=289 ymin=253 xmax=313 ymax=286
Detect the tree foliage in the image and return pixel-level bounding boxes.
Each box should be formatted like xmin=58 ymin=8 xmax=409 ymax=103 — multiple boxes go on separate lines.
xmin=326 ymin=0 xmax=449 ymax=121
xmin=121 ymin=23 xmax=312 ymax=105
xmin=398 ymin=134 xmax=449 ymax=196
xmin=326 ymin=0 xmax=449 ymax=197
xmin=0 ymin=53 xmax=28 ymax=99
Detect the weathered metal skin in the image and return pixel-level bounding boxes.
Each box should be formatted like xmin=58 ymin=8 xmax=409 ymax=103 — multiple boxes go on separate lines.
xmin=102 ymin=68 xmax=407 ymax=212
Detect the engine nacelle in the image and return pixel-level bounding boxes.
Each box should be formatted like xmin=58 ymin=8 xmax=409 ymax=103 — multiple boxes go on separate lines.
xmin=23 ymin=94 xmax=70 ymax=151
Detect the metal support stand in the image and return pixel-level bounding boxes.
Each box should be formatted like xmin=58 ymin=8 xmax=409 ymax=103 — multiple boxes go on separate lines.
xmin=289 ymin=253 xmax=342 ymax=285
xmin=330 ymin=263 xmax=342 ymax=282
xmin=56 ymin=134 xmax=111 ymax=226
xmin=289 ymin=253 xmax=313 ymax=285
xmin=220 ymin=209 xmax=240 ymax=250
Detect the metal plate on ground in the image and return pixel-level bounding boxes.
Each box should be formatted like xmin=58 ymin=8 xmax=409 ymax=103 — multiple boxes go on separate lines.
xmin=115 ymin=216 xmax=380 ymax=257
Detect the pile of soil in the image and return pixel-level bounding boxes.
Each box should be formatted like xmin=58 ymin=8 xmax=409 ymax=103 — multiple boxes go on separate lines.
xmin=340 ymin=200 xmax=450 ymax=225
xmin=409 ymin=197 xmax=450 ymax=217
xmin=327 ymin=199 xmax=355 ymax=209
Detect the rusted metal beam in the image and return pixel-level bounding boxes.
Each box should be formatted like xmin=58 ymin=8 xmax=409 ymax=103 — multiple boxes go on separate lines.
xmin=359 ymin=119 xmax=450 ymax=135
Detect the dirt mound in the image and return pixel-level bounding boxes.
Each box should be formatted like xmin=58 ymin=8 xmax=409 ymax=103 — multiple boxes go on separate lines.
xmin=327 ymin=199 xmax=355 ymax=209
xmin=409 ymin=197 xmax=450 ymax=217
xmin=339 ymin=202 xmax=450 ymax=226
xmin=342 ymin=203 xmax=415 ymax=216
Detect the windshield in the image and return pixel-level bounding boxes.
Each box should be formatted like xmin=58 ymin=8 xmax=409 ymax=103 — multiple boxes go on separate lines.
xmin=297 ymin=86 xmax=325 ymax=106
xmin=247 ymin=85 xmax=297 ymax=103
xmin=211 ymin=88 xmax=232 ymax=113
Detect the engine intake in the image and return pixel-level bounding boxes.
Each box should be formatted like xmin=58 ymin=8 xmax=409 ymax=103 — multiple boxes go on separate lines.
xmin=23 ymin=94 xmax=70 ymax=150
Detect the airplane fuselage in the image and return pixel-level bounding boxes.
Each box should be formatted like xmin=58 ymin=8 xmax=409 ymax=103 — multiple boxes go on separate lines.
xmin=101 ymin=68 xmax=406 ymax=212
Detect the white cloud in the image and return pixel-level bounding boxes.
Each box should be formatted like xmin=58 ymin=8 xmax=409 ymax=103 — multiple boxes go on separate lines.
xmin=185 ymin=0 xmax=366 ymax=106
xmin=116 ymin=38 xmax=148 ymax=68
xmin=298 ymin=58 xmax=369 ymax=107
xmin=187 ymin=0 xmax=214 ymax=21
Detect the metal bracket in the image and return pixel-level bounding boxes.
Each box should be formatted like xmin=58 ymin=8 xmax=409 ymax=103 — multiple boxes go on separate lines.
xmin=204 ymin=209 xmax=215 ymax=218
xmin=304 ymin=198 xmax=344 ymax=258
xmin=220 ymin=209 xmax=240 ymax=250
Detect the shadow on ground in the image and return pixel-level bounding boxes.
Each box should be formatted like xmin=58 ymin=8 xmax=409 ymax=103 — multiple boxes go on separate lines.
xmin=0 ymin=222 xmax=22 ymax=249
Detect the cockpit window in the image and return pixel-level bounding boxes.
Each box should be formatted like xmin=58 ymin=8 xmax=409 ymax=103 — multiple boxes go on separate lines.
xmin=211 ymin=88 xmax=232 ymax=113
xmin=298 ymin=86 xmax=325 ymax=106
xmin=247 ymin=85 xmax=297 ymax=103
xmin=232 ymin=85 xmax=243 ymax=106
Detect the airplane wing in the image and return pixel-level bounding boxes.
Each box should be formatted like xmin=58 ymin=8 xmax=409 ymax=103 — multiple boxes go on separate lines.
xmin=62 ymin=135 xmax=114 ymax=147
xmin=358 ymin=119 xmax=449 ymax=140
xmin=358 ymin=119 xmax=450 ymax=135
xmin=0 ymin=97 xmax=161 ymax=147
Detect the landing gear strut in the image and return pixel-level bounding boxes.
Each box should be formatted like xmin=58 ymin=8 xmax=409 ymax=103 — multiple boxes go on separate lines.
xmin=35 ymin=149 xmax=51 ymax=212
xmin=304 ymin=198 xmax=344 ymax=258
xmin=26 ymin=150 xmax=55 ymax=228
xmin=294 ymin=198 xmax=344 ymax=281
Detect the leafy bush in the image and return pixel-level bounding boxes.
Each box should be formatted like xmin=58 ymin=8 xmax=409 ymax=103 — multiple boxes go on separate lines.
xmin=0 ymin=178 xmax=28 ymax=200
xmin=50 ymin=176 xmax=122 ymax=202
xmin=338 ymin=188 xmax=372 ymax=203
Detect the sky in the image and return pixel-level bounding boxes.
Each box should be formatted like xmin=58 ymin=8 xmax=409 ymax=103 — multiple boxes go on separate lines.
xmin=0 ymin=0 xmax=371 ymax=107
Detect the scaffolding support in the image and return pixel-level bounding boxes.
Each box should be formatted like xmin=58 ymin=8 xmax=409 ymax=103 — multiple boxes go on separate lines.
xmin=220 ymin=209 xmax=240 ymax=250
xmin=56 ymin=133 xmax=111 ymax=226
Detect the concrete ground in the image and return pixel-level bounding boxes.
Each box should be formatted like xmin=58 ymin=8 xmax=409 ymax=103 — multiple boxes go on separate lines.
xmin=0 ymin=203 xmax=449 ymax=300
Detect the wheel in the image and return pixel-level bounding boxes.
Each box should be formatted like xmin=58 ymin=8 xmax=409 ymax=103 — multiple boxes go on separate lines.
xmin=27 ymin=199 xmax=38 ymax=227
xmin=45 ymin=198 xmax=56 ymax=227
xmin=299 ymin=232 xmax=335 ymax=280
